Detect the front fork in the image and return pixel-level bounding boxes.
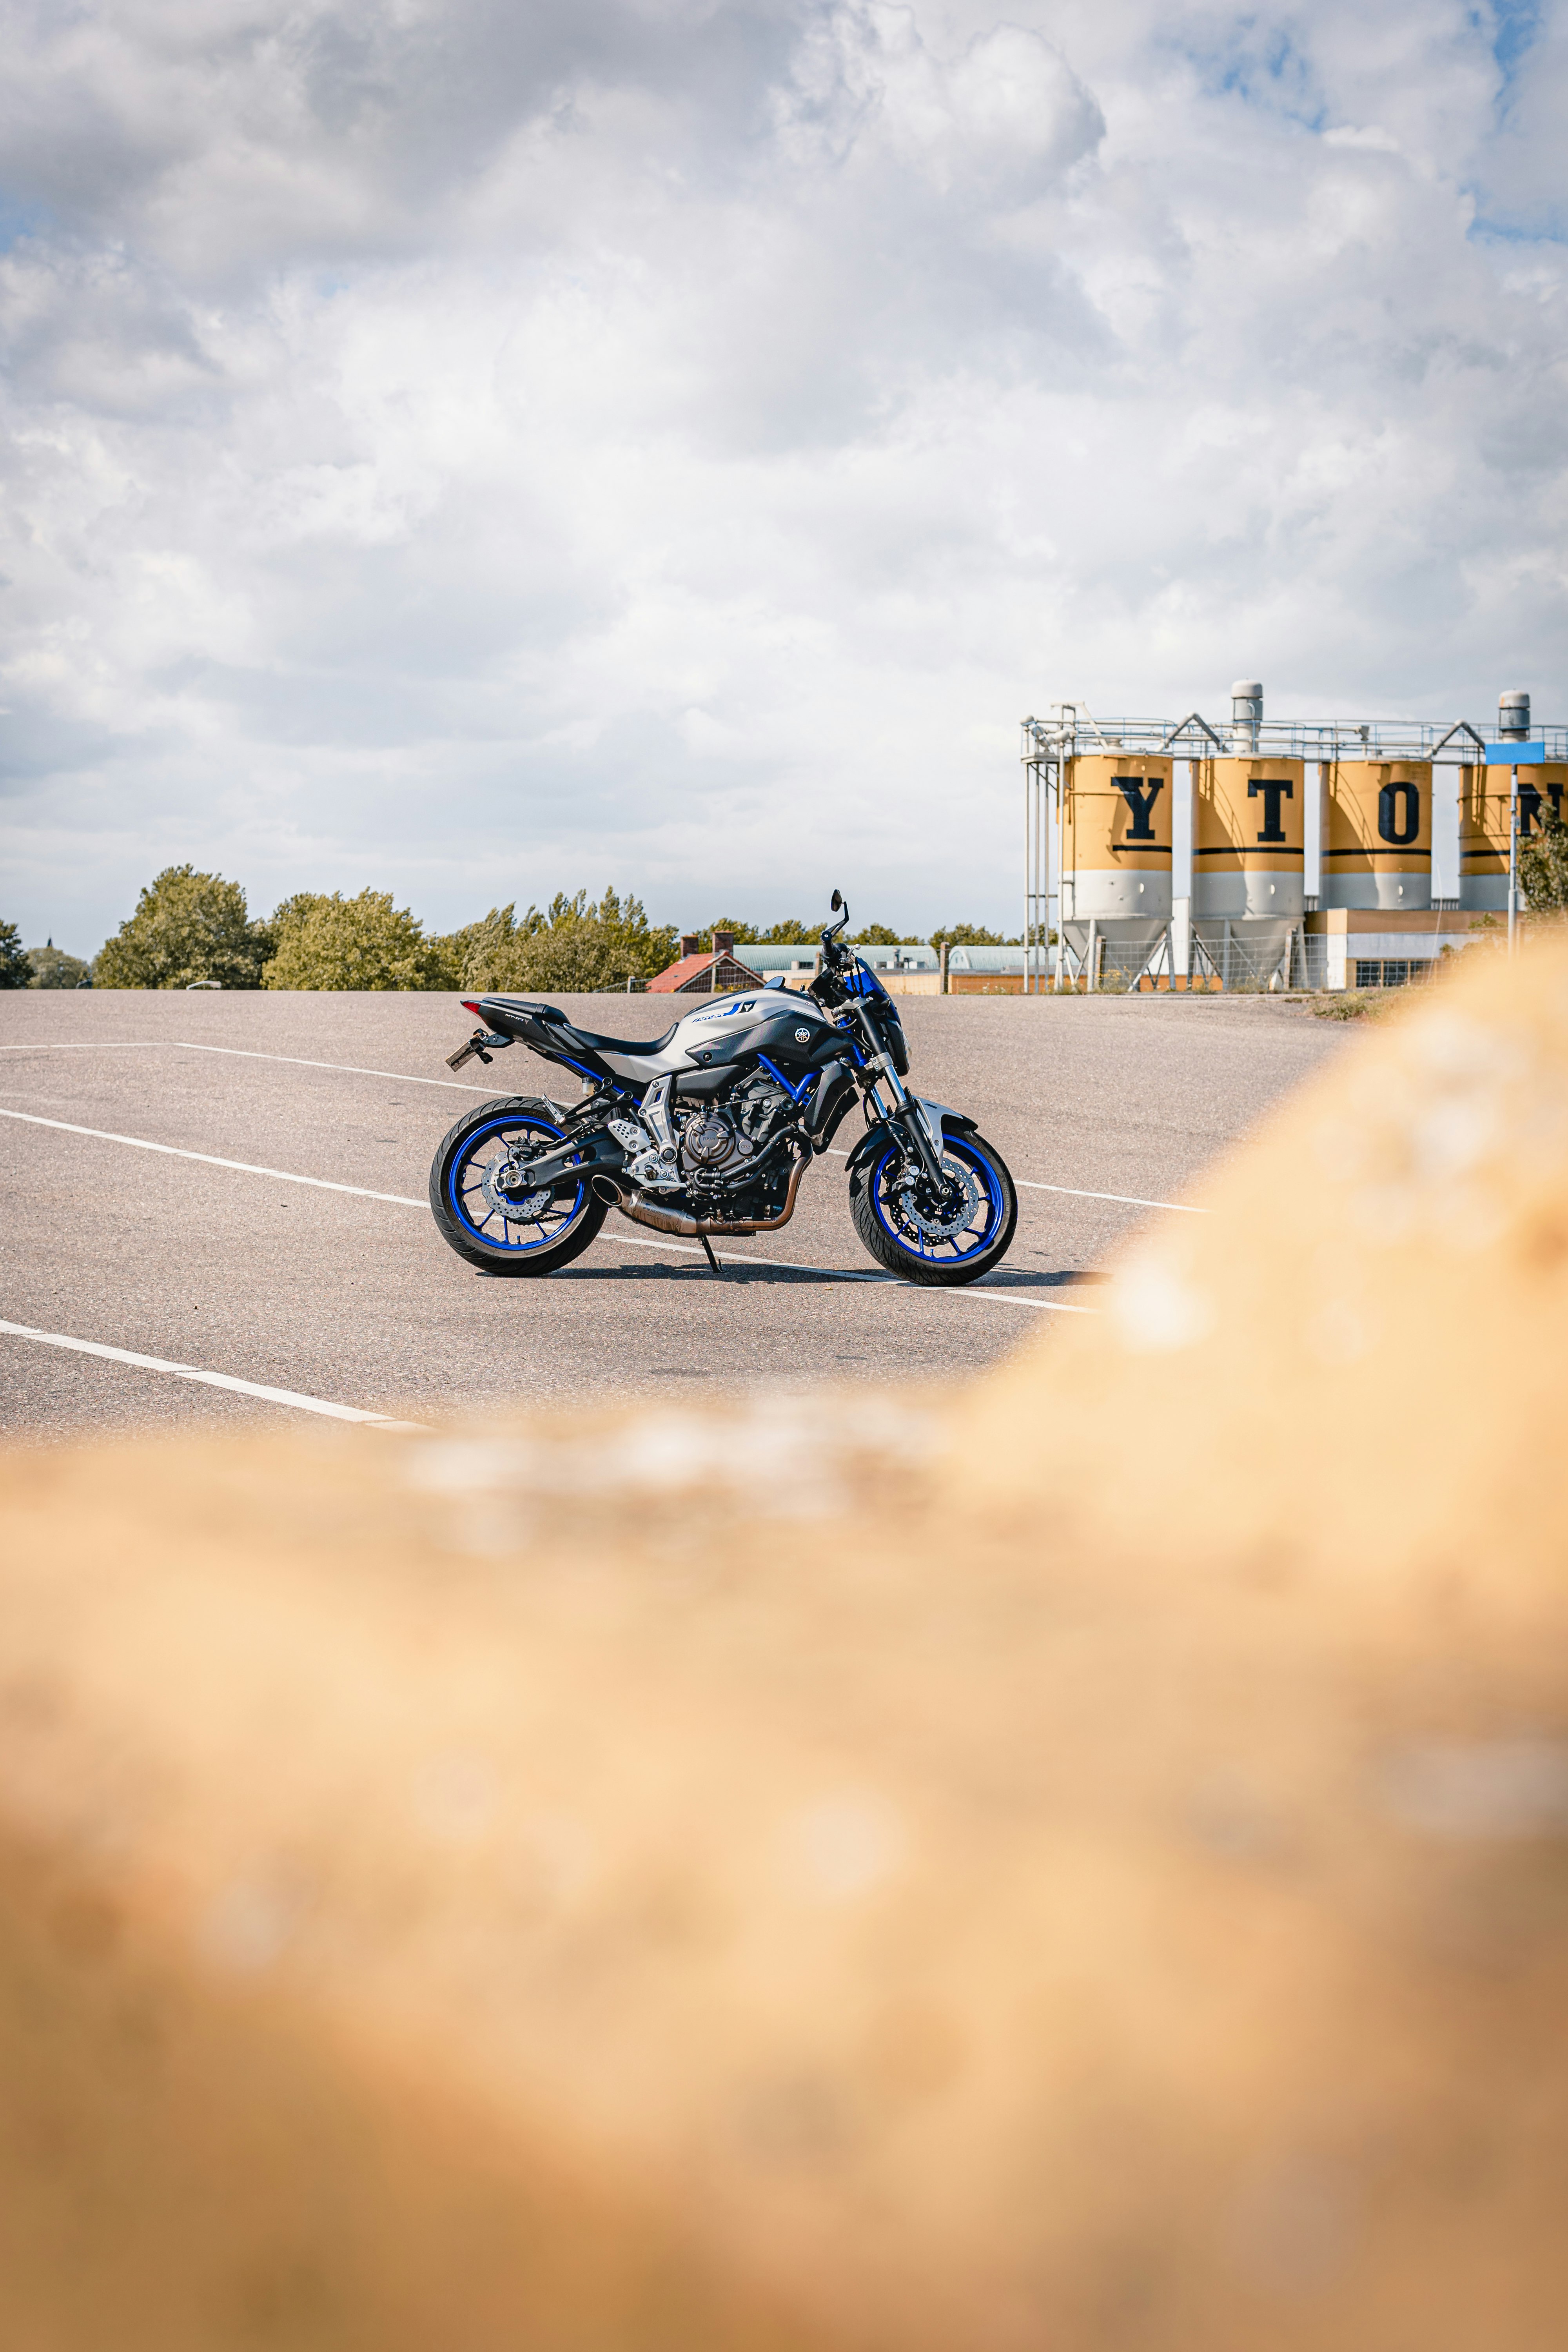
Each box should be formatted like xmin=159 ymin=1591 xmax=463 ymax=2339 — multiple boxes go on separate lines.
xmin=850 ymin=1020 xmax=948 ymax=1186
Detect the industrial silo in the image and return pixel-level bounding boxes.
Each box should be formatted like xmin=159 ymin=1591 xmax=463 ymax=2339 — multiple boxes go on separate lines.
xmin=1459 ymin=762 xmax=1508 ymax=912
xmin=1459 ymin=692 xmax=1567 ymax=913
xmin=1058 ymin=752 xmax=1173 ymax=987
xmin=1190 ymin=683 xmax=1305 ymax=985
xmin=1461 ymin=766 xmax=1568 ymax=910
xmin=1321 ymin=761 xmax=1432 ymax=911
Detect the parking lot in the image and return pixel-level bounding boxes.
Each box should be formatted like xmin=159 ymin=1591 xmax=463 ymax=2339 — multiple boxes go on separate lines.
xmin=0 ymin=987 xmax=1348 ymax=1436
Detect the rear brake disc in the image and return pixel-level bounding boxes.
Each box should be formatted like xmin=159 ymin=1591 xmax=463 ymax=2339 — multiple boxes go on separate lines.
xmin=485 ymin=1157 xmax=556 ymax=1223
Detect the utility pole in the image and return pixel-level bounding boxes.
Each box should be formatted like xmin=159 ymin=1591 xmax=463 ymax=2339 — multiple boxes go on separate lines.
xmin=1491 ymin=693 xmax=1534 ymax=961
xmin=1509 ymin=762 xmax=1519 ymax=958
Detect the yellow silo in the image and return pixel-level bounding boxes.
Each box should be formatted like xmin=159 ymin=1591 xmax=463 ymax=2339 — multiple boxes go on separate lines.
xmin=1461 ymin=764 xmax=1568 ymax=912
xmin=1060 ymin=755 xmax=1174 ymax=924
xmin=1191 ymin=757 xmax=1306 ymax=919
xmin=1322 ymin=760 xmax=1432 ymax=911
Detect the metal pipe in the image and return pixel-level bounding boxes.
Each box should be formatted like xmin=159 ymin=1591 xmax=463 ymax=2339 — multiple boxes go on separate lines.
xmin=1054 ymin=759 xmax=1066 ymax=990
xmin=1231 ymin=679 xmax=1263 ymax=757
xmin=593 ymin=1151 xmax=811 ymax=1237
xmin=1024 ymin=757 xmax=1032 ymax=994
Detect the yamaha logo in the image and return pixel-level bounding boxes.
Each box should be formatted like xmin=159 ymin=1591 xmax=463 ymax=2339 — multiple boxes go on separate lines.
xmin=794 ymin=1027 xmax=811 ymax=1042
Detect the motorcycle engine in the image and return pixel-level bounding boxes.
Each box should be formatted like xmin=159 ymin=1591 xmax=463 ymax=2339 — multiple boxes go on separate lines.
xmin=677 ymin=1077 xmax=792 ymax=1187
xmin=682 ymin=1109 xmax=739 ymax=1169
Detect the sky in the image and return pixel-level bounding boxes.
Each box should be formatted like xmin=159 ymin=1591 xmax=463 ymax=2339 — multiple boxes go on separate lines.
xmin=1 ymin=0 xmax=1564 ymax=952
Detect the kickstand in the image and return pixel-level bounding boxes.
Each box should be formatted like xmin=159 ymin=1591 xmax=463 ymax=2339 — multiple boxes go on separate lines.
xmin=699 ymin=1232 xmax=722 ymax=1276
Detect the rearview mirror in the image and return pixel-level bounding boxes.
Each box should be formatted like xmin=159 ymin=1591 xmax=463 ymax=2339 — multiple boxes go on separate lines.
xmin=831 ymin=889 xmax=842 ymax=911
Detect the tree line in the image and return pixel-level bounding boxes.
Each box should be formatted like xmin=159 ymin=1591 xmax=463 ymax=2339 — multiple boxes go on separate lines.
xmin=0 ymin=866 xmax=1032 ymax=992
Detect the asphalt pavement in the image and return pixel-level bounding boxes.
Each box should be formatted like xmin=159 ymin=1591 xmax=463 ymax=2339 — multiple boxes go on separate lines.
xmin=0 ymin=987 xmax=1349 ymax=1436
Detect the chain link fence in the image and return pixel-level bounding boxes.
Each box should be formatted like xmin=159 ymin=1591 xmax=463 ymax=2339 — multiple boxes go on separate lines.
xmin=1063 ymin=931 xmax=1453 ymax=994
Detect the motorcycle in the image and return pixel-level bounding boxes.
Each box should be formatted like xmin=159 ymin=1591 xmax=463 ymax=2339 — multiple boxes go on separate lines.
xmin=429 ymin=893 xmax=1018 ymax=1287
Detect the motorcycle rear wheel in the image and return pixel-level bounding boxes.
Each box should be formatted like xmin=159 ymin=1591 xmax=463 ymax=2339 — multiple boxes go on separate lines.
xmin=429 ymin=1097 xmax=607 ymax=1275
xmin=848 ymin=1129 xmax=1017 ymax=1287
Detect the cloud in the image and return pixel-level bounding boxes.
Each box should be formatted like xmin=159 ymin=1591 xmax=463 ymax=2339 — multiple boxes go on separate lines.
xmin=0 ymin=0 xmax=1564 ymax=949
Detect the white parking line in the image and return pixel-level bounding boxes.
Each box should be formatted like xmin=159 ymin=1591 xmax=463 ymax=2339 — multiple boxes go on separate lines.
xmin=0 ymin=1108 xmax=1091 ymax=1310
xmin=0 ymin=1044 xmax=1198 ymax=1207
xmin=0 ymin=1039 xmax=497 ymax=1094
xmin=0 ymin=1319 xmax=420 ymax=1426
xmin=170 ymin=1041 xmax=501 ymax=1093
xmin=820 ymin=1146 xmax=1199 ymax=1214
xmin=1016 ymin=1178 xmax=1204 ymax=1213
xmin=0 ymin=1108 xmax=426 ymax=1205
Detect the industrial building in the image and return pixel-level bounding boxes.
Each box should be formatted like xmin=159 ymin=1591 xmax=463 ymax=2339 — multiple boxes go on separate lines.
xmin=1022 ymin=687 xmax=1565 ymax=990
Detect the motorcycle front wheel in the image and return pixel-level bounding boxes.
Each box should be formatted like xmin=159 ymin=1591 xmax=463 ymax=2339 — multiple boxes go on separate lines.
xmin=429 ymin=1098 xmax=608 ymax=1275
xmin=848 ymin=1129 xmax=1018 ymax=1287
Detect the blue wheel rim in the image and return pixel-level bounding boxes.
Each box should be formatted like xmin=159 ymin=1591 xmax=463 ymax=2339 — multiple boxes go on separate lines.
xmin=447 ymin=1115 xmax=590 ymax=1254
xmin=870 ymin=1138 xmax=1005 ymax=1265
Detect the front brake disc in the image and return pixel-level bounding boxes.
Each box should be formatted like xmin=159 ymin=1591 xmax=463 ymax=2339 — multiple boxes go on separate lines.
xmin=895 ymin=1156 xmax=978 ymax=1241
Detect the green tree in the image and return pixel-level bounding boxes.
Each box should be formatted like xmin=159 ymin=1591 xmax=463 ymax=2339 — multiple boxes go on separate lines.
xmin=702 ymin=915 xmax=757 ymax=942
xmin=94 ymin=867 xmax=271 ymax=989
xmin=434 ymin=902 xmax=533 ymax=986
xmin=1520 ymin=811 xmax=1568 ymax=916
xmin=27 ymin=941 xmax=91 ymax=988
xmin=851 ymin=922 xmax=921 ymax=946
xmin=928 ymin=922 xmax=1007 ymax=953
xmin=458 ymin=889 xmax=677 ymax=994
xmin=746 ymin=916 xmax=817 ymax=944
xmin=0 ymin=918 xmax=29 ymax=989
xmin=263 ymin=890 xmax=456 ymax=990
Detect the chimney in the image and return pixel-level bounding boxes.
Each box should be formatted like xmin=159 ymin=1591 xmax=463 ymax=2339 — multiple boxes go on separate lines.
xmin=1498 ymin=689 xmax=1531 ymax=740
xmin=679 ymin=933 xmax=699 ymax=960
xmin=711 ymin=930 xmax=735 ymax=958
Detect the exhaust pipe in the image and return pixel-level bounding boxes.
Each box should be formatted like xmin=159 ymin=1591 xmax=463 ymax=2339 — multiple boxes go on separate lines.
xmin=592 ymin=1154 xmax=809 ymax=1237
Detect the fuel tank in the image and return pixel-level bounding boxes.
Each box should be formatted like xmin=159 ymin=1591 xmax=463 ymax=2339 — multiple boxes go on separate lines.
xmin=598 ymin=987 xmax=836 ymax=1083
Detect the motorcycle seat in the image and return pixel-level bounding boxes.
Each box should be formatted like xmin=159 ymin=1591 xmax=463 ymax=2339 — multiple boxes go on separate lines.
xmin=479 ymin=996 xmax=681 ymax=1061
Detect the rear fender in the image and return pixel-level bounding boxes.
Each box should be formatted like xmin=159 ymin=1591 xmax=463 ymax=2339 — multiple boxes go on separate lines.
xmin=481 ymin=1094 xmax=573 ymax=1127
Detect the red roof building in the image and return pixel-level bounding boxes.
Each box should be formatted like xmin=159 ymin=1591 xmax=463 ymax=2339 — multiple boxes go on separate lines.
xmin=648 ymin=930 xmax=766 ymax=995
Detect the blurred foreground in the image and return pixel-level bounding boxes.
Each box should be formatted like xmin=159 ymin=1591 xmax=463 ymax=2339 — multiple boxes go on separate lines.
xmin=2 ymin=940 xmax=1566 ymax=2348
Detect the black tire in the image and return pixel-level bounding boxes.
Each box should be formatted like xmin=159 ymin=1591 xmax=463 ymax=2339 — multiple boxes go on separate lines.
xmin=848 ymin=1127 xmax=1018 ymax=1287
xmin=429 ymin=1096 xmax=608 ymax=1276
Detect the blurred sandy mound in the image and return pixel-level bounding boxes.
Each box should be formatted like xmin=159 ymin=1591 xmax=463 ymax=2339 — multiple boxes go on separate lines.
xmin=2 ymin=941 xmax=1568 ymax=2351
xmin=947 ymin=932 xmax=1568 ymax=1577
